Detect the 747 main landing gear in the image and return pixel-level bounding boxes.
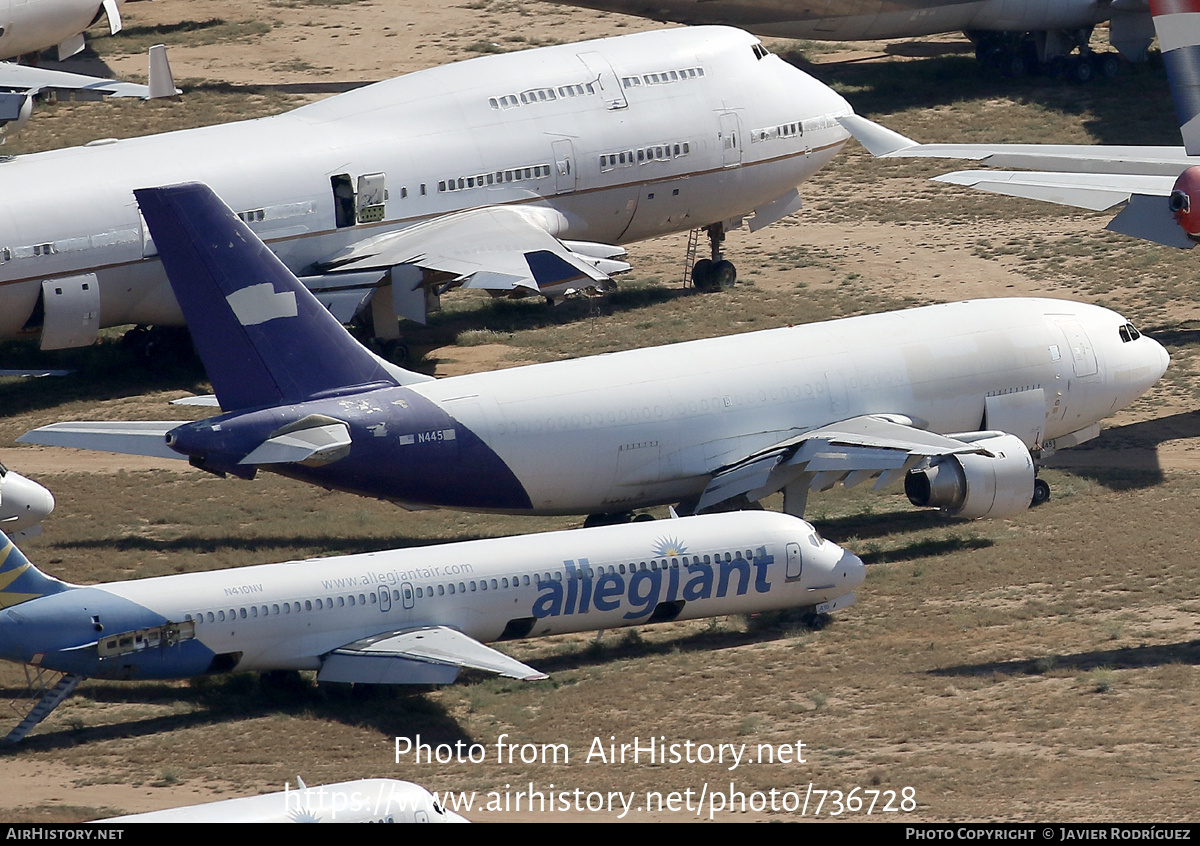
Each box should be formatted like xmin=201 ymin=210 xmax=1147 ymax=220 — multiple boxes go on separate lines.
xmin=691 ymin=223 xmax=737 ymax=292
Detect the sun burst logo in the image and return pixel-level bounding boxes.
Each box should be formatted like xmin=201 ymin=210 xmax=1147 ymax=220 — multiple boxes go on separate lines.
xmin=652 ymin=536 xmax=688 ymax=557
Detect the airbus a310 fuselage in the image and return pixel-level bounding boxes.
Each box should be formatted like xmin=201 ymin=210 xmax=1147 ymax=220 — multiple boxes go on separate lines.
xmin=0 ymin=26 xmax=852 ymax=350
xmin=23 ymin=184 xmax=1169 ymax=525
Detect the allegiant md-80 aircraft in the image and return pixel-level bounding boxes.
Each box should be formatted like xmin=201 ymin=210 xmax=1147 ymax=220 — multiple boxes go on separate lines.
xmin=0 ymin=26 xmax=853 ymax=358
xmin=0 ymin=510 xmax=864 ymax=740
xmin=22 ymin=183 xmax=1169 ymax=526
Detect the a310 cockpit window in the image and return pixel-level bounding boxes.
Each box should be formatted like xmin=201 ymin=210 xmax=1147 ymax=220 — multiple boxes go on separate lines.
xmin=752 ymin=43 xmax=769 ymax=60
xmin=1118 ymin=323 xmax=1142 ymax=343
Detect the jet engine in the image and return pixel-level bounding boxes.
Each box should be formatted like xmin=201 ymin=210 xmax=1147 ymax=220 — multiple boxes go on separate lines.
xmin=1169 ymin=166 xmax=1200 ymax=243
xmin=904 ymin=433 xmax=1034 ymax=519
xmin=0 ymin=93 xmax=33 ymax=144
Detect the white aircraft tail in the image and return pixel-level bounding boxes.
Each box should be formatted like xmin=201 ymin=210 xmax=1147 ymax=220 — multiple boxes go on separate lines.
xmin=147 ymin=45 xmax=179 ymax=100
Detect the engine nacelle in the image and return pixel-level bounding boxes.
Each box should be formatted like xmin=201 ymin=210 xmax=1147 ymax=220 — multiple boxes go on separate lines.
xmin=904 ymin=433 xmax=1034 ymax=519
xmin=1169 ymin=166 xmax=1200 ymax=243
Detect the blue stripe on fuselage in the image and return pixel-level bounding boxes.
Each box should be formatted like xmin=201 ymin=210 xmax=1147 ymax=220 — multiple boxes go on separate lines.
xmin=171 ymin=386 xmax=531 ymax=511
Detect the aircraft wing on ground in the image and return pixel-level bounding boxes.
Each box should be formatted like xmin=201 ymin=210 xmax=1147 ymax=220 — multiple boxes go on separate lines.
xmin=318 ymin=625 xmax=548 ymax=685
xmin=837 ymin=114 xmax=1199 ymax=248
xmin=313 ymin=204 xmax=630 ymax=318
xmin=0 ymin=45 xmax=178 ymax=141
xmin=838 ymin=115 xmax=1192 ymax=174
xmin=931 ymin=170 xmax=1178 ymax=211
xmin=696 ymin=414 xmax=1033 ymax=518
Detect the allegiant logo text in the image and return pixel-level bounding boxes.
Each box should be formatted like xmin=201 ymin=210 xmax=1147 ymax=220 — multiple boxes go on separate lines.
xmin=532 ymin=547 xmax=774 ymax=620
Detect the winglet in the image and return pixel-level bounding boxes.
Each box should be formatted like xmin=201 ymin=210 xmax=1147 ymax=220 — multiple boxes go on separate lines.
xmin=134 ymin=183 xmax=401 ymax=412
xmin=1151 ymin=0 xmax=1200 ymax=155
xmin=147 ymin=45 xmax=179 ymax=100
xmin=837 ymin=115 xmax=920 ymax=157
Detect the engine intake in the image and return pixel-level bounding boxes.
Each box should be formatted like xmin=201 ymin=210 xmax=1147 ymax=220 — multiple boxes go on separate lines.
xmin=904 ymin=433 xmax=1034 ymax=519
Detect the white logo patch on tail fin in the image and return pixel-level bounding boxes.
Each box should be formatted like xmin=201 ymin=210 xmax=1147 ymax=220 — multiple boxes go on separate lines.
xmin=225 ymin=283 xmax=298 ymax=326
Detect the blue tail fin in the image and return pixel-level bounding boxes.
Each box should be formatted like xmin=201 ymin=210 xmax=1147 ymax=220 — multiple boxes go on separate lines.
xmin=0 ymin=534 xmax=73 ymax=610
xmin=134 ymin=183 xmax=398 ymax=412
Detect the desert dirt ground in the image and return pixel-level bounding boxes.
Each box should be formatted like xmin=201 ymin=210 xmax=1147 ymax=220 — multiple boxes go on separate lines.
xmin=0 ymin=0 xmax=1197 ymax=824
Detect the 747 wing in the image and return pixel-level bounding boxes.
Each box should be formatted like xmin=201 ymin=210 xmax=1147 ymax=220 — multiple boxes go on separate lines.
xmin=311 ymin=204 xmax=631 ymax=324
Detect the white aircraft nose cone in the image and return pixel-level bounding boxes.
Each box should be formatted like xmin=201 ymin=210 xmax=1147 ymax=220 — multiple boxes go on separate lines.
xmin=835 ymin=547 xmax=866 ymax=593
xmin=0 ymin=472 xmax=55 ymax=534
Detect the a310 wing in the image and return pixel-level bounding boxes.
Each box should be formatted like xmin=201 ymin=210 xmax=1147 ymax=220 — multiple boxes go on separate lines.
xmin=695 ymin=414 xmax=992 ymax=513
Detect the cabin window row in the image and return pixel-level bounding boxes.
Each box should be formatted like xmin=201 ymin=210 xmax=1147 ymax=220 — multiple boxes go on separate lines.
xmin=188 ymin=591 xmax=386 ymax=623
xmin=620 ymin=67 xmax=704 ymax=88
xmin=600 ymin=142 xmax=690 ymax=171
xmin=438 ymin=164 xmax=551 ymax=193
xmin=488 ymin=82 xmax=598 ymax=110
xmin=751 ymin=122 xmax=805 ymax=144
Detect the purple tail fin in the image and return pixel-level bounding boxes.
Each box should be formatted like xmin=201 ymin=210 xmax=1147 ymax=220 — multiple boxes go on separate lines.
xmin=134 ymin=183 xmax=397 ymax=411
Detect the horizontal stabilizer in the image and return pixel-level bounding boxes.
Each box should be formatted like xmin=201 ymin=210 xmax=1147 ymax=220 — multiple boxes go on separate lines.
xmin=1106 ymin=194 xmax=1198 ymax=248
xmin=239 ymin=420 xmax=352 ymax=466
xmin=171 ymin=395 xmax=220 ymax=407
xmin=0 ymin=60 xmax=174 ymax=101
xmin=934 ymin=170 xmax=1175 ymax=211
xmin=18 ymin=421 xmax=182 ymax=459
xmin=320 ymin=626 xmax=546 ymax=685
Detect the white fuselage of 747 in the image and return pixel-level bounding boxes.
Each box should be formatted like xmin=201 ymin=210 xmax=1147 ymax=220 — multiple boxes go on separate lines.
xmin=0 ymin=26 xmax=853 ymax=349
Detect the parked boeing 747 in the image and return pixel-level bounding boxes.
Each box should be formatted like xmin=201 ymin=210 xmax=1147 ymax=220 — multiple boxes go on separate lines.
xmin=0 ymin=26 xmax=852 ymax=357
xmin=0 ymin=509 xmax=864 ymax=740
xmin=539 ymin=0 xmax=1154 ymax=78
xmin=21 ymin=183 xmax=1170 ymax=524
